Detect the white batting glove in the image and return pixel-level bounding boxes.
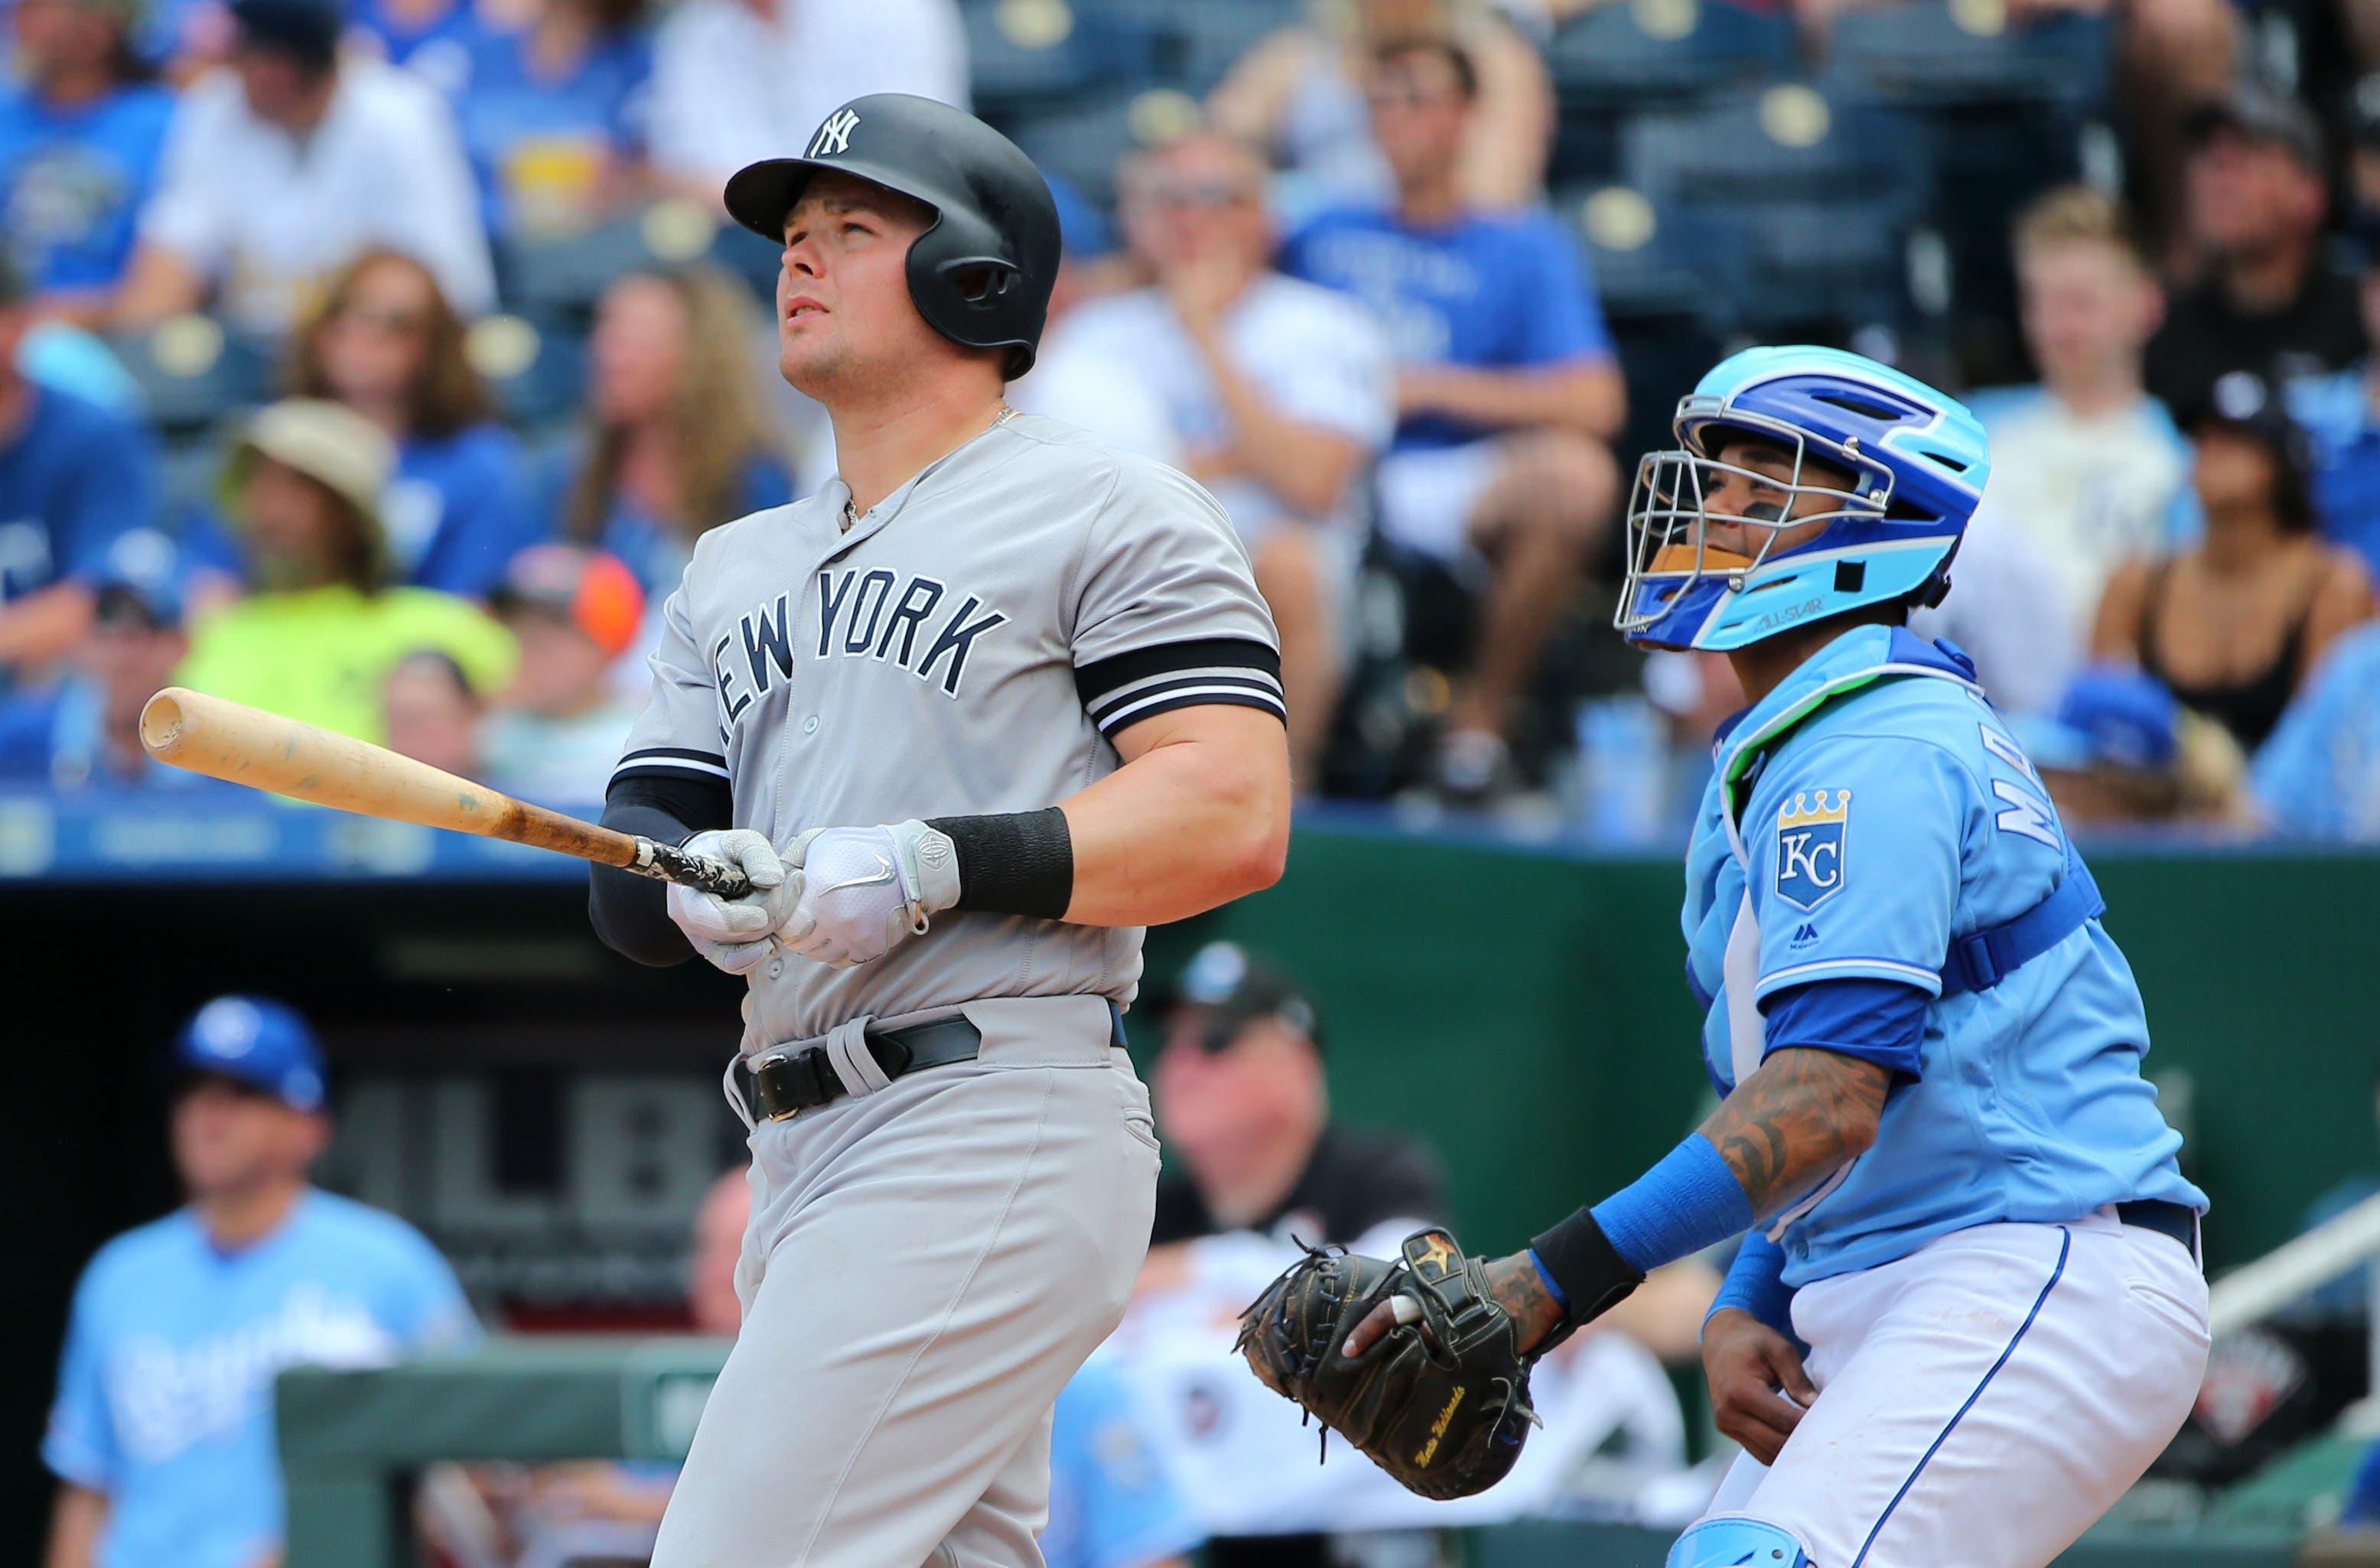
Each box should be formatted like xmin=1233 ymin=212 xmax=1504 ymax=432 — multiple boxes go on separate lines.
xmin=777 ymin=821 xmax=962 ymax=968
xmin=666 ymin=829 xmax=798 ymax=975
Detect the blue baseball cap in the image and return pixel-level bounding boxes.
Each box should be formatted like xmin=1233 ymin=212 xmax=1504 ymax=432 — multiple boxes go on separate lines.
xmin=91 ymin=529 xmax=187 ymax=628
xmin=175 ymin=996 xmax=327 ymax=1111
xmin=2018 ymin=665 xmax=2183 ymax=774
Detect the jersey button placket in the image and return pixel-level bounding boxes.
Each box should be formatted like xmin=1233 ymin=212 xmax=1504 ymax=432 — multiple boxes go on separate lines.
xmin=803 ymin=716 xmax=819 ymax=735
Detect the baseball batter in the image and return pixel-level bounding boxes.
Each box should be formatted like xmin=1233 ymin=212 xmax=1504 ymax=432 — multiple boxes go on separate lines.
xmin=1330 ymin=346 xmax=2212 ymax=1566
xmin=587 ymin=95 xmax=1291 ymax=1568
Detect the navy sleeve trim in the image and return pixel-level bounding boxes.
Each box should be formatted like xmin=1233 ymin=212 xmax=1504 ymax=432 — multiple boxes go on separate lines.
xmin=1076 ymin=637 xmax=1286 ymax=734
xmin=613 ymin=746 xmax=731 ymax=785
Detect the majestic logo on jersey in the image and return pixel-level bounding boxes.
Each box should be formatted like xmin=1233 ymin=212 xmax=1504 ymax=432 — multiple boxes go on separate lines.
xmin=1776 ymin=789 xmax=1850 ymax=912
xmin=809 ymin=108 xmax=860 ymax=158
xmin=713 ymin=571 xmax=1010 ymax=734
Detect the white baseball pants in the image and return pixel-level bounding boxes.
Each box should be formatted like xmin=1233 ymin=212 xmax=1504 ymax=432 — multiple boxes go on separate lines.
xmin=651 ymin=997 xmax=1160 ymax=1568
xmin=1690 ymin=1209 xmax=2210 ymax=1568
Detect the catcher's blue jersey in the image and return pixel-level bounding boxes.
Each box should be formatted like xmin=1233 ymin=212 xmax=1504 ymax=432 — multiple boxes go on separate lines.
xmin=1682 ymin=626 xmax=2205 ymax=1287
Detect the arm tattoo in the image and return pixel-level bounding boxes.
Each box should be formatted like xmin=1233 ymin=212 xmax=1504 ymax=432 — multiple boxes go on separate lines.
xmin=1697 ymin=1048 xmax=1890 ymax=1219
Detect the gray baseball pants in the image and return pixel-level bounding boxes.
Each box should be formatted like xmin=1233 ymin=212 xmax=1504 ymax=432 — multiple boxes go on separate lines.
xmin=650 ymin=996 xmax=1160 ymax=1568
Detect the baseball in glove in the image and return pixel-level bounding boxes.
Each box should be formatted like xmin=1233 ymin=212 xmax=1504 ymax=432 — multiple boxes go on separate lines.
xmin=1233 ymin=1228 xmax=1540 ymax=1500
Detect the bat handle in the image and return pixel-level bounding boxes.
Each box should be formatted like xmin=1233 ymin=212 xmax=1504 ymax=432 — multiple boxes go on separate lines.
xmin=631 ymin=837 xmax=757 ymax=900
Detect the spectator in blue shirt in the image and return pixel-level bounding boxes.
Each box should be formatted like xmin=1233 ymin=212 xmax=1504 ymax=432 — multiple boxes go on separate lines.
xmin=282 ymin=246 xmax=538 ymax=598
xmin=1043 ymin=1358 xmax=1200 ymax=1568
xmin=0 ymin=0 xmax=174 ymax=311
xmin=2286 ymin=223 xmax=2380 ymax=581
xmin=0 ymin=529 xmax=207 ymax=786
xmin=41 ymin=996 xmax=478 ymax=1568
xmin=1281 ymin=35 xmax=1623 ymax=801
xmin=0 ymin=255 xmax=158 ymax=678
xmin=347 ymin=0 xmax=482 ymax=94
xmin=444 ymin=0 xmax=654 ymax=240
xmin=2251 ymin=621 xmax=2380 ymax=839
xmin=532 ymin=264 xmax=793 ymax=594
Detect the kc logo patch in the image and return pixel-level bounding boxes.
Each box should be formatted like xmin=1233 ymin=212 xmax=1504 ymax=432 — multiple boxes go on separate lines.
xmin=809 ymin=108 xmax=860 ymax=158
xmin=1776 ymin=789 xmax=1850 ymax=912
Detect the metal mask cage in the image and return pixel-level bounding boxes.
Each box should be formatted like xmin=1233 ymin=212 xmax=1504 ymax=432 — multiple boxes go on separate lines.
xmin=1613 ymin=404 xmax=1893 ymax=636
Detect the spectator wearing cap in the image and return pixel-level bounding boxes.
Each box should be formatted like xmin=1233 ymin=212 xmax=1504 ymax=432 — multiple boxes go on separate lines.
xmin=0 ymin=255 xmax=161 ymax=681
xmin=0 ymin=0 xmax=176 ymax=313
xmin=41 ymin=995 xmax=476 ymax=1568
xmin=1145 ymin=942 xmax=1447 ymax=1265
xmin=529 ymin=265 xmax=794 ymax=595
xmin=1044 ymin=132 xmax=1393 ymax=782
xmin=2092 ymin=372 xmax=2377 ymax=755
xmin=1283 ymin=34 xmax=1622 ymax=802
xmin=283 ymin=246 xmax=537 ymax=599
xmin=1939 ymin=188 xmax=2198 ymax=714
xmin=442 ymin=0 xmax=656 ymax=241
xmin=644 ymin=0 xmax=963 ymax=205
xmin=480 ymin=543 xmax=644 ymax=800
xmin=112 ymin=0 xmax=493 ymax=331
xmin=2144 ymin=81 xmax=2367 ymax=421
xmin=0 ymin=530 xmax=204 ymax=786
xmin=2284 ymin=220 xmax=2380 ymax=581
xmin=2251 ymin=621 xmax=2380 ymax=840
xmin=174 ymin=399 xmax=515 ymax=743
xmin=2017 ymin=665 xmax=2251 ymax=828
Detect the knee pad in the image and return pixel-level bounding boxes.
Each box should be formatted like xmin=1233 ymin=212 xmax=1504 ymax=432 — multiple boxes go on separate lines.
xmin=1666 ymin=1515 xmax=1814 ymax=1568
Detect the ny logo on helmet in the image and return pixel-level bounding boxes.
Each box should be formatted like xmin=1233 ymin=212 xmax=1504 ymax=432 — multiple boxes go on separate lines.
xmin=809 ymin=108 xmax=860 ymax=158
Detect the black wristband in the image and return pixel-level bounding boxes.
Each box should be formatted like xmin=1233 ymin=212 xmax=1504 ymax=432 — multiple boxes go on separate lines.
xmin=1530 ymin=1208 xmax=1646 ymax=1338
xmin=926 ymin=808 xmax=1074 ymax=919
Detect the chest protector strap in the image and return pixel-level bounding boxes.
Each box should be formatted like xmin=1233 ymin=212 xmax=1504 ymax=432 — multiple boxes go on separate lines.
xmin=1716 ymin=633 xmax=2105 ymax=1006
xmin=1936 ymin=847 xmax=2105 ymax=998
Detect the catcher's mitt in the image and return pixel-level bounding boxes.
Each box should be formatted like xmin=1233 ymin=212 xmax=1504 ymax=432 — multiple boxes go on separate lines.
xmin=1233 ymin=1228 xmax=1539 ymax=1500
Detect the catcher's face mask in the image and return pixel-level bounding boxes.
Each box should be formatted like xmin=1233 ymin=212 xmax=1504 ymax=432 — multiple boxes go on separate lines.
xmin=1616 ymin=409 xmax=1888 ymax=646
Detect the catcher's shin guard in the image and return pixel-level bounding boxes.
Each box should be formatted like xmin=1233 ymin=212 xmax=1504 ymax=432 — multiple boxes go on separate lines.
xmin=1667 ymin=1516 xmax=1815 ymax=1567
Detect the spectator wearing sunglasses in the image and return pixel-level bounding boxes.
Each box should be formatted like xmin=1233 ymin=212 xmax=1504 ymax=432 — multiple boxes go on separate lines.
xmin=1036 ymin=131 xmax=1393 ymax=786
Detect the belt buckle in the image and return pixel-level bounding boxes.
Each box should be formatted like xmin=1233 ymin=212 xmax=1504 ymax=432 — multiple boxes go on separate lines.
xmin=755 ymin=1043 xmax=837 ymax=1121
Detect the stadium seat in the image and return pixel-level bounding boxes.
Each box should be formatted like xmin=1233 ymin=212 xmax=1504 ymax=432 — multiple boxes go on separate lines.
xmin=497 ymin=200 xmax=724 ymax=321
xmin=1623 ymin=83 xmax=1931 ymax=225
xmin=1005 ymin=87 xmax=1200 ymax=213
xmin=1561 ymin=184 xmax=1745 ymax=327
xmin=1825 ymin=0 xmax=2111 ymax=112
xmin=467 ymin=312 xmax=587 ymax=431
xmin=962 ymin=0 xmax=1162 ymax=116
xmin=1096 ymin=0 xmax=1292 ymax=96
xmin=102 ymin=317 xmax=275 ymax=437
xmin=1546 ymin=0 xmax=1799 ymax=184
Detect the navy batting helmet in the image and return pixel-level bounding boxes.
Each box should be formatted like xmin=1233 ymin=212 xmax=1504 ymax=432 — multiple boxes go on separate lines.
xmin=724 ymin=94 xmax=1062 ymax=378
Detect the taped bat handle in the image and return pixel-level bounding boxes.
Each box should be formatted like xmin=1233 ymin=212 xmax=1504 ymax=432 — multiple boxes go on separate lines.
xmin=631 ymin=837 xmax=756 ymax=900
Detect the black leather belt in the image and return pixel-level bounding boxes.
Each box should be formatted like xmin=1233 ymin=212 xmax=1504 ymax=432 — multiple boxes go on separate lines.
xmin=2118 ymin=1199 xmax=2200 ymax=1264
xmin=747 ymin=1017 xmax=985 ymax=1121
xmin=745 ymin=1003 xmax=1129 ymax=1122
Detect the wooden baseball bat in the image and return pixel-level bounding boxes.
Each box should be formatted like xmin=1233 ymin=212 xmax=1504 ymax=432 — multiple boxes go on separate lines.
xmin=137 ymin=687 xmax=753 ymax=898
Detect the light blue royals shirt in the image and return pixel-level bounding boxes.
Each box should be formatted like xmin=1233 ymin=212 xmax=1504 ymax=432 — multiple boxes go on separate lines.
xmin=1682 ymin=626 xmax=2204 ymax=1288
xmin=44 ymin=1191 xmax=478 ymax=1568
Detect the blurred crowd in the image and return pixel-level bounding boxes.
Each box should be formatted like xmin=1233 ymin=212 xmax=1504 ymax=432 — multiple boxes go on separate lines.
xmin=43 ymin=955 xmax=1718 ymax=1568
xmin=2 ymin=0 xmax=2380 ymax=838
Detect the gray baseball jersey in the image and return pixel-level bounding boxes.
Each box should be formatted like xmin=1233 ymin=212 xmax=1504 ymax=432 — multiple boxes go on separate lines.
xmin=610 ymin=410 xmax=1284 ymax=1050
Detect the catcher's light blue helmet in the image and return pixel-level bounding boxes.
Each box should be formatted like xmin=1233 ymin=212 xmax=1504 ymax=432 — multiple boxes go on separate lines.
xmin=1615 ymin=345 xmax=1991 ymax=651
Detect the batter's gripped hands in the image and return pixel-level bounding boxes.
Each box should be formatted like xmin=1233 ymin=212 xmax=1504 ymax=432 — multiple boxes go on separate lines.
xmin=666 ymin=829 xmax=797 ymax=975
xmin=777 ymin=820 xmax=962 ymax=968
xmin=1702 ymin=1307 xmax=1818 ymax=1466
xmin=1340 ymin=1251 xmax=1567 ymax=1361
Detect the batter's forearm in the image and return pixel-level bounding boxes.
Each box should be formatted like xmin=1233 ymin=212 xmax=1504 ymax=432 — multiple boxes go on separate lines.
xmin=589 ymin=802 xmax=698 ymax=965
xmin=1058 ymin=707 xmax=1289 ymax=925
xmin=1698 ymin=1047 xmax=1889 ymax=1220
